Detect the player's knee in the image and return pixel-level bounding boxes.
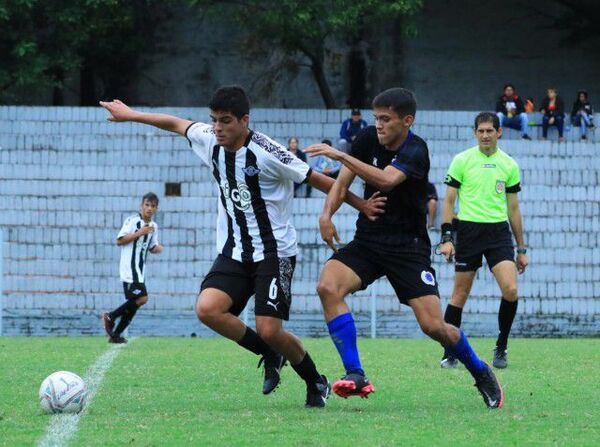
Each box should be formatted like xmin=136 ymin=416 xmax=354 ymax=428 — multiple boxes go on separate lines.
xmin=136 ymin=296 xmax=148 ymax=306
xmin=256 ymin=322 xmax=282 ymax=345
xmin=316 ymin=280 xmax=340 ymax=301
xmin=419 ymin=320 xmax=445 ymax=341
xmin=503 ymin=286 xmax=518 ymax=302
xmin=196 ymin=299 xmax=218 ymax=325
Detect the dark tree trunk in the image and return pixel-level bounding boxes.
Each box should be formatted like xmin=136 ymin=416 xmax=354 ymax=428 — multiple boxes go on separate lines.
xmin=347 ymin=46 xmax=367 ymax=108
xmin=309 ymin=55 xmax=337 ymax=109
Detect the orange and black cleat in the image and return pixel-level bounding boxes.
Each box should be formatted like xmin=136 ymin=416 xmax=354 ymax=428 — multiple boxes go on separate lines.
xmin=332 ymin=373 xmax=375 ymax=399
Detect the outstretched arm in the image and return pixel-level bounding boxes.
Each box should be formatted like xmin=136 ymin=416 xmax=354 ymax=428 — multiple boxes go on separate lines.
xmin=307 ymin=170 xmax=386 ymax=221
xmin=317 ymin=167 xmax=356 ymax=251
xmin=305 ymin=144 xmax=406 ymax=191
xmin=100 ymin=100 xmax=192 ymax=136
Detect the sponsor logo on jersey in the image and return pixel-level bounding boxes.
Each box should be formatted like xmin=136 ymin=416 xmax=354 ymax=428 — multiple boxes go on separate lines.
xmin=242 ymin=165 xmax=261 ymax=176
xmin=220 ymin=180 xmax=252 ymax=211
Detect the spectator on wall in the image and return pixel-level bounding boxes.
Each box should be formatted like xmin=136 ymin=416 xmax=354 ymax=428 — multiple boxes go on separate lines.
xmin=571 ymin=90 xmax=595 ymax=140
xmin=495 ymin=84 xmax=532 ymax=140
xmin=338 ymin=109 xmax=367 ymax=153
xmin=287 ymin=137 xmax=311 ymax=197
xmin=540 ymin=87 xmax=565 ymax=142
xmin=309 ymin=139 xmax=342 ymax=179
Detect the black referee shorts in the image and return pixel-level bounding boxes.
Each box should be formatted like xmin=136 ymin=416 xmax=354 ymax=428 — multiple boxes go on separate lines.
xmin=330 ymin=238 xmax=439 ymax=305
xmin=454 ymin=220 xmax=515 ymax=272
xmin=200 ymin=254 xmax=296 ymax=321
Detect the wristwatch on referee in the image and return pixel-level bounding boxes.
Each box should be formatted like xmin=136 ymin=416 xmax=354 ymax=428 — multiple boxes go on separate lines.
xmin=440 ymin=223 xmax=453 ymax=244
xmin=516 ymin=247 xmax=527 ymax=254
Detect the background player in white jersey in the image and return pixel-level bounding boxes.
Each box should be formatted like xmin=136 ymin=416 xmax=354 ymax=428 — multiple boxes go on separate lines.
xmin=100 ymin=86 xmax=385 ymax=407
xmin=102 ymin=193 xmax=164 ymax=343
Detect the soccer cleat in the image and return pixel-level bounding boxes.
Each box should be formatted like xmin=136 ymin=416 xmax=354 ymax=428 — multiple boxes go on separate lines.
xmin=493 ymin=348 xmax=508 ymax=369
xmin=258 ymin=353 xmax=286 ymax=395
xmin=305 ymin=375 xmax=331 ymax=408
xmin=101 ymin=313 xmax=114 ymax=337
xmin=332 ymin=373 xmax=375 ymax=399
xmin=440 ymin=356 xmax=459 ymax=369
xmin=474 ymin=364 xmax=504 ymax=409
xmin=522 ymin=134 xmax=532 ymax=140
xmin=108 ymin=335 xmax=127 ymax=344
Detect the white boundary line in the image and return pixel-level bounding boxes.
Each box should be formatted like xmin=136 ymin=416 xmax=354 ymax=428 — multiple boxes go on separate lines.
xmin=37 ymin=338 xmax=135 ymax=447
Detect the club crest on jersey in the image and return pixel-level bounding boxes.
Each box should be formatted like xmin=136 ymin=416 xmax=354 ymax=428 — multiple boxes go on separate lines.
xmin=242 ymin=165 xmax=261 ymax=176
xmin=421 ymin=271 xmax=436 ymax=286
xmin=495 ymin=180 xmax=506 ymax=194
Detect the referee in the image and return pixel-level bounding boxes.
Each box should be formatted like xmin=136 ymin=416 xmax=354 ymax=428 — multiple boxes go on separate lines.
xmin=439 ymin=112 xmax=528 ymax=369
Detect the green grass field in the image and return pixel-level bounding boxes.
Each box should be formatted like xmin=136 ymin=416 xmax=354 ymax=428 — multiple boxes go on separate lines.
xmin=1 ymin=337 xmax=599 ymax=446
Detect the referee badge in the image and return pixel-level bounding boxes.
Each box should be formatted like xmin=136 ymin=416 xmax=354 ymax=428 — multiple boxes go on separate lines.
xmin=495 ymin=180 xmax=506 ymax=194
xmin=421 ymin=271 xmax=436 ymax=286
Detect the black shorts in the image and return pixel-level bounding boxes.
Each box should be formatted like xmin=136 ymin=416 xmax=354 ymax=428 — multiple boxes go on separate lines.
xmin=454 ymin=221 xmax=515 ymax=272
xmin=200 ymin=254 xmax=296 ymax=321
xmin=330 ymin=238 xmax=439 ymax=306
xmin=123 ymin=282 xmax=148 ymax=300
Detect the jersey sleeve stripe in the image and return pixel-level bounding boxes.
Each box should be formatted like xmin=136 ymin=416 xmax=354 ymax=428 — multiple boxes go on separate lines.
xmin=444 ymin=174 xmax=461 ymax=188
xmin=301 ymin=167 xmax=313 ymax=184
xmin=184 ymin=121 xmax=199 ymax=147
xmin=506 ymin=182 xmax=521 ymax=193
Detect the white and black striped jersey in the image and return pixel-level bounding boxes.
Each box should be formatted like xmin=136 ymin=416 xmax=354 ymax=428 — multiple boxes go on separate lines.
xmin=186 ymin=122 xmax=311 ymax=263
xmin=117 ymin=214 xmax=159 ymax=283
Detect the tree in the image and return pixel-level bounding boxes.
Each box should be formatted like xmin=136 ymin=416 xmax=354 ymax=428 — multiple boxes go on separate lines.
xmin=189 ymin=0 xmax=422 ymax=108
xmin=532 ymin=1 xmax=600 ymax=45
xmin=0 ymin=0 xmax=164 ymax=105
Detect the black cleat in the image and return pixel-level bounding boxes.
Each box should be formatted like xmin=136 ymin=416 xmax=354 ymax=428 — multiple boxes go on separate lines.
xmin=305 ymin=375 xmax=331 ymax=408
xmin=101 ymin=312 xmax=114 ymax=337
xmin=493 ymin=348 xmax=508 ymax=369
xmin=474 ymin=364 xmax=504 ymax=409
xmin=522 ymin=134 xmax=532 ymax=140
xmin=258 ymin=353 xmax=286 ymax=395
xmin=332 ymin=372 xmax=375 ymax=398
xmin=440 ymin=355 xmax=459 ymax=369
xmin=108 ymin=335 xmax=127 ymax=344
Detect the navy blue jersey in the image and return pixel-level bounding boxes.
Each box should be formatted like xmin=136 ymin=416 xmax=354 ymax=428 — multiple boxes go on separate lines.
xmin=350 ymin=126 xmax=431 ymax=247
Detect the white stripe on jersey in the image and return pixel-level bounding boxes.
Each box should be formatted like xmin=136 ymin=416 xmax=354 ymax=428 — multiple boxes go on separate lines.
xmin=186 ymin=122 xmax=310 ymax=263
xmin=117 ymin=214 xmax=159 ymax=283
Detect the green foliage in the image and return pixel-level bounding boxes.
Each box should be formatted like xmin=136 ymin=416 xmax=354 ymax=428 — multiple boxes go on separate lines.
xmin=0 ymin=0 xmax=161 ymax=103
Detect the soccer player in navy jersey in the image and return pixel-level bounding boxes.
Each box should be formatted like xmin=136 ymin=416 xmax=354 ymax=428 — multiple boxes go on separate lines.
xmin=306 ymin=88 xmax=504 ymax=409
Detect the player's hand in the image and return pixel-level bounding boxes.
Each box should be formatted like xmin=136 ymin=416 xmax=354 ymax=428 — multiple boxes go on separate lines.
xmin=439 ymin=241 xmax=455 ymax=262
xmin=137 ymin=225 xmax=154 ymax=236
xmin=516 ymin=253 xmax=528 ymax=274
xmin=362 ymin=191 xmax=387 ymax=221
xmin=151 ymin=244 xmax=164 ymax=254
xmin=319 ymin=216 xmax=341 ymax=252
xmin=305 ymin=144 xmax=344 ymax=161
xmin=99 ymin=99 xmax=137 ymax=122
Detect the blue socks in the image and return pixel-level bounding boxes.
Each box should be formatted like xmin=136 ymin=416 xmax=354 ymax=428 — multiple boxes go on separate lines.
xmin=448 ymin=330 xmax=487 ymax=376
xmin=327 ymin=313 xmax=364 ymax=375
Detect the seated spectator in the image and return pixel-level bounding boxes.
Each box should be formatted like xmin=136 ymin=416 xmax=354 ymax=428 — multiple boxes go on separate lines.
xmin=338 ymin=109 xmax=367 ymax=153
xmin=287 ymin=137 xmax=311 ymax=197
xmin=540 ymin=87 xmax=565 ymax=142
xmin=495 ymin=84 xmax=531 ymax=140
xmin=426 ymin=182 xmax=438 ymax=230
xmin=571 ymin=90 xmax=595 ymax=140
xmin=309 ymin=139 xmax=342 ymax=179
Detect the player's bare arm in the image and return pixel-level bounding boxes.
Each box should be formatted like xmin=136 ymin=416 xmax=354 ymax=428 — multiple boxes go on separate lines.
xmin=100 ymin=99 xmax=192 ymax=136
xmin=306 ymin=169 xmax=386 ymax=221
xmin=116 ymin=225 xmax=154 ymax=246
xmin=439 ymin=186 xmax=458 ymax=261
xmin=316 ymin=167 xmax=356 ymax=252
xmin=150 ymin=244 xmax=164 ymax=254
xmin=507 ymin=193 xmax=528 ymax=274
xmin=305 ymin=143 xmax=406 ymax=191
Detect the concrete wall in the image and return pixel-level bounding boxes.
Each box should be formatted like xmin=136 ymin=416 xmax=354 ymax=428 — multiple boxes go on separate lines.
xmin=1 ymin=106 xmax=599 ymax=336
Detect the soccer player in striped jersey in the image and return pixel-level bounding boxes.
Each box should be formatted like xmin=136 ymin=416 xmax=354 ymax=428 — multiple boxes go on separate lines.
xmin=99 ymin=86 xmax=385 ymax=408
xmin=102 ymin=193 xmax=164 ymax=344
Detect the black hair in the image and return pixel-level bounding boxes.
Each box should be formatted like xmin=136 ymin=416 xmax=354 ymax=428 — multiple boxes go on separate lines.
xmin=321 ymin=138 xmax=332 ymax=146
xmin=474 ymin=112 xmax=500 ymax=131
xmin=208 ymin=85 xmax=250 ymax=119
xmin=142 ymin=192 xmax=159 ymax=206
xmin=372 ymin=88 xmax=417 ymax=118
xmin=503 ymin=83 xmax=515 ymax=91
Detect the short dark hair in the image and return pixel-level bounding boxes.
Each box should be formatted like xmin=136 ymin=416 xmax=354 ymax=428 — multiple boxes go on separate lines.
xmin=474 ymin=112 xmax=500 ymax=130
xmin=208 ymin=85 xmax=250 ymax=119
xmin=503 ymin=83 xmax=515 ymax=91
xmin=142 ymin=192 xmax=159 ymax=205
xmin=372 ymin=88 xmax=416 ymax=118
xmin=321 ymin=138 xmax=332 ymax=146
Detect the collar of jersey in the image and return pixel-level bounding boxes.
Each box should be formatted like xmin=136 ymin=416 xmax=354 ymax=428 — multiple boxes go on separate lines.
xmin=392 ymin=130 xmax=414 ymax=152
